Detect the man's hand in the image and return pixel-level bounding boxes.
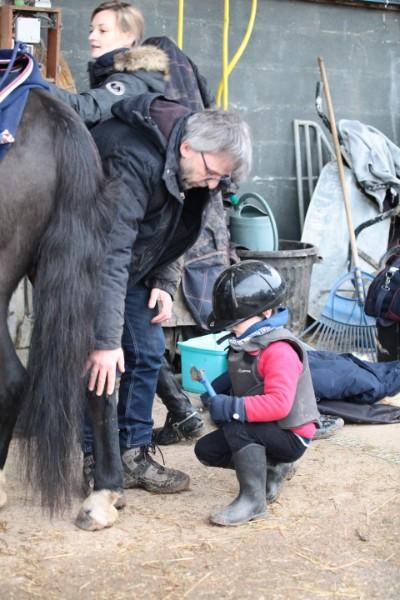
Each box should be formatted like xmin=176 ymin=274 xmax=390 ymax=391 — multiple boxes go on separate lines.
xmin=149 ymin=288 xmax=173 ymax=324
xmin=85 ymin=348 xmax=125 ymax=396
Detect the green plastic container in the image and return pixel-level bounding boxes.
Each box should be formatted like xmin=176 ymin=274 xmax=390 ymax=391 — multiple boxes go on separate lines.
xmin=229 ymin=192 xmax=279 ymax=252
xmin=178 ymin=332 xmax=229 ymax=394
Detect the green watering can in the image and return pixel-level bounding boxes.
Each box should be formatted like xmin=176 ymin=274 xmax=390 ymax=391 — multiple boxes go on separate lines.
xmin=229 ymin=193 xmax=279 ymax=251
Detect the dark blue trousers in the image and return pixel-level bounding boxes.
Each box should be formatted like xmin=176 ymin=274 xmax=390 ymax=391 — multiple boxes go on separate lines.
xmin=84 ymin=281 xmax=165 ymax=453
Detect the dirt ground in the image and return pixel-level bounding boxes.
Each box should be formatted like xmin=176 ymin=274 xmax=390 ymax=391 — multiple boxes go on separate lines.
xmin=1 ymin=393 xmax=400 ymax=600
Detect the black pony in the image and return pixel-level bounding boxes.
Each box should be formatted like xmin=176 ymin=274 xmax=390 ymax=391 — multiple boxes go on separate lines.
xmin=0 ymin=89 xmax=124 ymax=530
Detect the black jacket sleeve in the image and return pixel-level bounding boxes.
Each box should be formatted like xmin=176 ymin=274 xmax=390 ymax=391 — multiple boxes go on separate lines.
xmin=146 ymin=257 xmax=184 ymax=298
xmin=94 ymin=149 xmax=153 ymax=349
xmin=48 ymin=74 xmax=153 ymax=128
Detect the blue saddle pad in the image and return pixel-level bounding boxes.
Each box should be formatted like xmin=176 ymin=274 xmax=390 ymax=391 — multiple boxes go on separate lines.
xmin=0 ymin=44 xmax=49 ymax=160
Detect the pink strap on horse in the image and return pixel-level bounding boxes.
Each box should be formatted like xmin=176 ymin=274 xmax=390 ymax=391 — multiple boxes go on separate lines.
xmin=0 ymin=43 xmax=48 ymax=154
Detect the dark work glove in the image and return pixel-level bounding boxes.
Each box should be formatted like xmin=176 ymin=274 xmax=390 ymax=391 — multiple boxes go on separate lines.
xmin=200 ymin=392 xmax=211 ymax=407
xmin=209 ymin=394 xmax=246 ymax=424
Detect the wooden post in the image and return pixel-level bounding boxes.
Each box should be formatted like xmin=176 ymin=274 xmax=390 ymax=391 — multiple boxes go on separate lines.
xmin=0 ymin=5 xmax=62 ymax=83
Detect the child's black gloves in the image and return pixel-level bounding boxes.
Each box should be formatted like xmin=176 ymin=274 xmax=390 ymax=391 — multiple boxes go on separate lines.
xmin=207 ymin=394 xmax=246 ymax=424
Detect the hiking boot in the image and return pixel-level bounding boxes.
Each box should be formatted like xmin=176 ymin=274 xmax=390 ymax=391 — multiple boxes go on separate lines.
xmin=155 ymin=355 xmax=203 ymax=444
xmin=82 ymin=454 xmax=95 ymax=497
xmin=314 ymin=415 xmax=344 ymax=440
xmin=121 ymin=446 xmax=190 ymax=493
xmin=153 ymin=410 xmax=204 ymax=445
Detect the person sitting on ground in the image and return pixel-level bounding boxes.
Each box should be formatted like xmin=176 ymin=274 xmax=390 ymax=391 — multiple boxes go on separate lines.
xmin=194 ymin=260 xmax=320 ymax=526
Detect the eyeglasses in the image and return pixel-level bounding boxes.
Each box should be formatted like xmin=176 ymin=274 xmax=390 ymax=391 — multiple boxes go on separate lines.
xmin=200 ymin=151 xmax=235 ymax=193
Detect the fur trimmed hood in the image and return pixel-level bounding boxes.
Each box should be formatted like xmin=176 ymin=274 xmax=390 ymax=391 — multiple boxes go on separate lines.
xmin=114 ymin=45 xmax=169 ymax=78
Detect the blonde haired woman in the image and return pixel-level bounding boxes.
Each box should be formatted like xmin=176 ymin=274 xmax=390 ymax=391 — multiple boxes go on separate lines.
xmin=50 ymin=1 xmax=169 ymax=127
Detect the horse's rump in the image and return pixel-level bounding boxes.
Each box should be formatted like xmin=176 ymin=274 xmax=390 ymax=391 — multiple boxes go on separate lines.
xmin=0 ymin=93 xmax=57 ymax=294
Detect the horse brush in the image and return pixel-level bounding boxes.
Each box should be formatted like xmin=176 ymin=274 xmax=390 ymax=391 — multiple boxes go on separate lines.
xmin=190 ymin=366 xmax=216 ymax=399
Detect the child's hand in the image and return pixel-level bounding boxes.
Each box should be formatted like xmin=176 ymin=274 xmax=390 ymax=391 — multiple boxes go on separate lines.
xmin=200 ymin=392 xmax=211 ymax=407
xmin=209 ymin=394 xmax=246 ymax=424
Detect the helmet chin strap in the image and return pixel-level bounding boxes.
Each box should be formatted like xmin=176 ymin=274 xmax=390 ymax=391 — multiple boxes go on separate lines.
xmin=236 ymin=307 xmax=289 ymax=340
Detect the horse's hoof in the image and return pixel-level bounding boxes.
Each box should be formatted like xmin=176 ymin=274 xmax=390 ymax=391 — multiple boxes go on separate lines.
xmin=75 ymin=490 xmax=119 ymax=531
xmin=0 ymin=471 xmax=7 ymax=508
xmin=113 ymin=489 xmax=127 ymax=510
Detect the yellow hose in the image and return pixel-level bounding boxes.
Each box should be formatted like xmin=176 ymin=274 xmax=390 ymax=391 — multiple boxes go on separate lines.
xmin=177 ymin=0 xmax=184 ymax=49
xmin=222 ymin=0 xmax=230 ymax=110
xmin=216 ymin=0 xmax=258 ymax=108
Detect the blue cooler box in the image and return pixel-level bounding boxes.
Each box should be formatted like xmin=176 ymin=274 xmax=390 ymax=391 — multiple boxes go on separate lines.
xmin=178 ymin=332 xmax=229 ymax=394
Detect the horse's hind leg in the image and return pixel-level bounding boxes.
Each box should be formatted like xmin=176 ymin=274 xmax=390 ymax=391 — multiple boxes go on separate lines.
xmin=75 ymin=391 xmax=125 ymax=531
xmin=0 ymin=307 xmax=27 ymax=508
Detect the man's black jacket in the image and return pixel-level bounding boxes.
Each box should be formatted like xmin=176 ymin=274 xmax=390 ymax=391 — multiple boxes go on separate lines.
xmin=91 ymin=92 xmax=210 ymax=349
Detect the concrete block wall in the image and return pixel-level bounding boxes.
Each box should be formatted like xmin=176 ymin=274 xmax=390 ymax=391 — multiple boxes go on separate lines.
xmin=54 ymin=0 xmax=400 ymax=240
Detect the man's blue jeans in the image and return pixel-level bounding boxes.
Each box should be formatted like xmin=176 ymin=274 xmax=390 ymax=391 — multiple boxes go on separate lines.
xmin=84 ymin=281 xmax=165 ymax=454
xmin=118 ymin=281 xmax=165 ymax=450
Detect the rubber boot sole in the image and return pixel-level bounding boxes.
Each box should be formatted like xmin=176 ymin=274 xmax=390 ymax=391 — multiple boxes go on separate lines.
xmin=210 ymin=508 xmax=266 ymax=527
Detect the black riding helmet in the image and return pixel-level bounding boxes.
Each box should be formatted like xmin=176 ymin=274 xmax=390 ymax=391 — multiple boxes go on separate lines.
xmin=207 ymin=260 xmax=287 ymax=332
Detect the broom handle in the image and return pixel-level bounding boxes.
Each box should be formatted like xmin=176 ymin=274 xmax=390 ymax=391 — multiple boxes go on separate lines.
xmin=318 ymin=56 xmax=365 ymax=301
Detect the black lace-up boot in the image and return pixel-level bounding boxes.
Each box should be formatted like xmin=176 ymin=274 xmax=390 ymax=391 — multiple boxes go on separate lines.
xmin=121 ymin=445 xmax=190 ymax=493
xmin=153 ymin=356 xmax=203 ymax=445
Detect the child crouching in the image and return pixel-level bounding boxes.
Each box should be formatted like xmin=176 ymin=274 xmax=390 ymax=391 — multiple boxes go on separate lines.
xmin=195 ymin=260 xmax=320 ymax=526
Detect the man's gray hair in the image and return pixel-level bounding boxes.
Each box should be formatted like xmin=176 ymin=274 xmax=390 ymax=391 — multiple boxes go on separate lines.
xmin=181 ymin=109 xmax=252 ymax=182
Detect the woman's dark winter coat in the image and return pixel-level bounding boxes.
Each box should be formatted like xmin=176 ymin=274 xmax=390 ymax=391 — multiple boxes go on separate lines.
xmin=49 ymin=44 xmax=169 ymax=128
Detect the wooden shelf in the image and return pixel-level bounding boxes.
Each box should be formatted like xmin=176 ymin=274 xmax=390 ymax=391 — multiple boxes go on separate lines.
xmin=0 ymin=5 xmax=62 ymax=82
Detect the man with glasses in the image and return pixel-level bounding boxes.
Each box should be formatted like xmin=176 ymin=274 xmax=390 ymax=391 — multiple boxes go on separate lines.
xmin=200 ymin=151 xmax=235 ymax=191
xmin=84 ymin=92 xmax=252 ymax=495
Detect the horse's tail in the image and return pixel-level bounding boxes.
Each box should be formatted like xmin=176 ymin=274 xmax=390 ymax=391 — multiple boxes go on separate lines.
xmin=18 ymin=93 xmax=113 ymax=514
